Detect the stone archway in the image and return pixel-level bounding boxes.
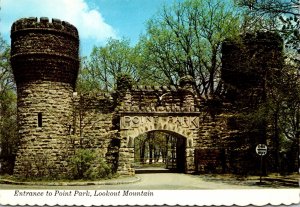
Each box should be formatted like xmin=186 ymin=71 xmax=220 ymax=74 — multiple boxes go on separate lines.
xmin=133 ymin=130 xmax=187 ymax=173
xmin=117 ymin=113 xmax=199 ymax=175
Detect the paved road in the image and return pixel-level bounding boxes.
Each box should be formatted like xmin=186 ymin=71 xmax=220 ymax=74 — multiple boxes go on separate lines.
xmin=123 ymin=172 xmax=260 ymax=190
xmin=0 ymin=168 xmax=264 ymax=190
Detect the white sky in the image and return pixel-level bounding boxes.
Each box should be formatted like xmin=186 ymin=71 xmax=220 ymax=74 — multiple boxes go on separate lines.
xmin=1 ymin=0 xmax=118 ymax=56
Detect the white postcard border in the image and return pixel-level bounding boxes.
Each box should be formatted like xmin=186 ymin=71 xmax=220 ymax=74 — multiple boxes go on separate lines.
xmin=0 ymin=189 xmax=299 ymax=206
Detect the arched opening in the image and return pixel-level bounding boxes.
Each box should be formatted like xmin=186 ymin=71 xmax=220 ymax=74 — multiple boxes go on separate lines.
xmin=133 ymin=130 xmax=187 ymax=173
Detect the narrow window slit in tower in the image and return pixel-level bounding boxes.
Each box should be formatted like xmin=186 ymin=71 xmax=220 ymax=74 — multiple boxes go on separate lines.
xmin=38 ymin=112 xmax=42 ymax=127
xmin=68 ymin=125 xmax=72 ymax=135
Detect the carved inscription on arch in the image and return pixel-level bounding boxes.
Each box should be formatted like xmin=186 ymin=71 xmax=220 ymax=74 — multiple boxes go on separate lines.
xmin=120 ymin=115 xmax=199 ymax=130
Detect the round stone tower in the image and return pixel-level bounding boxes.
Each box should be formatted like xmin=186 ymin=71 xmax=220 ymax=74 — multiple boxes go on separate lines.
xmin=221 ymin=31 xmax=283 ymax=104
xmin=10 ymin=17 xmax=79 ymax=177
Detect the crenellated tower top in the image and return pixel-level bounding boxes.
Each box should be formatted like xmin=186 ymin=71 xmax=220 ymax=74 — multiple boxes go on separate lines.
xmin=11 ymin=17 xmax=78 ymax=38
xmin=10 ymin=17 xmax=79 ymax=88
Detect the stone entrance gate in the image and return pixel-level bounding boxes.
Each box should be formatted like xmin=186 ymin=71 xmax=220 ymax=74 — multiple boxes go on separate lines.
xmin=10 ymin=17 xmax=288 ymax=178
xmin=114 ymin=75 xmax=201 ymax=175
xmin=118 ymin=112 xmax=200 ymax=174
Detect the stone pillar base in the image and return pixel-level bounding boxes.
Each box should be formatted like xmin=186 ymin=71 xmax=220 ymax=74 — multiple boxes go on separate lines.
xmin=117 ymin=146 xmax=135 ymax=176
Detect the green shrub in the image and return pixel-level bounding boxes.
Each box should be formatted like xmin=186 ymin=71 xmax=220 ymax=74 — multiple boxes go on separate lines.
xmin=86 ymin=157 xmax=112 ymax=180
xmin=68 ymin=149 xmax=112 ymax=180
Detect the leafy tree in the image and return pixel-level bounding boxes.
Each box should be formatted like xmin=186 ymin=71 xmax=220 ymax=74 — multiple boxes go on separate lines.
xmin=251 ymin=59 xmax=300 ymax=173
xmin=276 ymin=63 xmax=300 ymax=173
xmin=235 ymin=0 xmax=300 ymax=173
xmin=236 ymin=0 xmax=299 ymax=52
xmin=76 ymin=56 xmax=96 ymax=93
xmin=77 ymin=38 xmax=155 ymax=93
xmin=236 ymin=0 xmax=299 ymax=16
xmin=68 ymin=92 xmax=116 ymax=178
xmin=0 ymin=35 xmax=18 ymax=174
xmin=0 ymin=35 xmax=14 ymax=95
xmin=138 ymin=0 xmax=241 ymax=98
xmin=0 ymin=91 xmax=17 ymax=158
xmin=134 ymin=131 xmax=176 ymax=166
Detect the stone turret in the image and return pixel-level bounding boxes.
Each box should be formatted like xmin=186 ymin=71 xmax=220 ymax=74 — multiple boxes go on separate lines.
xmin=11 ymin=17 xmax=79 ymax=177
xmin=221 ymin=32 xmax=283 ymax=105
xmin=179 ymin=75 xmax=194 ymax=91
xmin=220 ymin=32 xmax=284 ymax=174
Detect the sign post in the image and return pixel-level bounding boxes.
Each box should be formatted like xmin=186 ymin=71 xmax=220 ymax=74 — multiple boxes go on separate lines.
xmin=256 ymin=144 xmax=267 ymax=184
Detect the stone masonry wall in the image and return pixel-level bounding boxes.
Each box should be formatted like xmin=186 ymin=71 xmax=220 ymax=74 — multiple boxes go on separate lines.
xmin=11 ymin=17 xmax=79 ymax=178
xmin=14 ymin=81 xmax=74 ymax=177
xmin=118 ymin=85 xmax=198 ymax=113
xmin=72 ymin=93 xmax=119 ymax=172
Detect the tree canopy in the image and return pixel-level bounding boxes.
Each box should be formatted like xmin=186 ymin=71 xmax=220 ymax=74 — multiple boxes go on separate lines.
xmin=0 ymin=35 xmax=18 ymax=174
xmin=137 ymin=0 xmax=241 ymax=98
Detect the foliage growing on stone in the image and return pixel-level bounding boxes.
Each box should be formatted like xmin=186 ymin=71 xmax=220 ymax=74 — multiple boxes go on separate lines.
xmin=20 ymin=156 xmax=33 ymax=179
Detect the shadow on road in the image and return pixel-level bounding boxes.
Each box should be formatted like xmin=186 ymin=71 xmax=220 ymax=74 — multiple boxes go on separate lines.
xmin=135 ymin=167 xmax=178 ymax=174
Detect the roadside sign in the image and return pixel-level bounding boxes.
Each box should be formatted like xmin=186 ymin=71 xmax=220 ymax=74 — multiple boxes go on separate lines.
xmin=256 ymin=144 xmax=267 ymax=184
xmin=256 ymin=144 xmax=267 ymax=156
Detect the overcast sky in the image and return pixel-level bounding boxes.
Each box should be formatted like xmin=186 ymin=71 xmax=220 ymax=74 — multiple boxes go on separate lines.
xmin=1 ymin=0 xmax=178 ymax=57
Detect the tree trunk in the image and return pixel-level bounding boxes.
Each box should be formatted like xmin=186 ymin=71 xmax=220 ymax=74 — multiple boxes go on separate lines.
xmin=274 ymin=110 xmax=280 ymax=173
xmin=140 ymin=140 xmax=146 ymax=164
xmin=148 ymin=132 xmax=154 ymax=164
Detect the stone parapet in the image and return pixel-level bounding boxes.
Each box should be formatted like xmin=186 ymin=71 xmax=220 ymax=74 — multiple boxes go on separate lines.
xmin=11 ymin=17 xmax=78 ymax=39
xmin=117 ymin=84 xmax=200 ymax=113
xmin=11 ymin=17 xmax=79 ymax=87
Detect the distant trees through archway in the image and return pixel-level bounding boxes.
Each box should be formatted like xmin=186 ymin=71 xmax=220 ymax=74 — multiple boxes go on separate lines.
xmin=134 ymin=130 xmax=186 ymax=172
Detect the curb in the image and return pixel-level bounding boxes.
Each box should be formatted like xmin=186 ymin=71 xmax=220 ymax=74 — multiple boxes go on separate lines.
xmin=263 ymin=177 xmax=299 ymax=186
xmin=0 ymin=176 xmax=141 ymax=186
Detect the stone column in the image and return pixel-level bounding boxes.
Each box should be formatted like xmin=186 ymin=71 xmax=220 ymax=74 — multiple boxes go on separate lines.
xmin=185 ymin=137 xmax=195 ymax=173
xmin=117 ymin=132 xmax=135 ymax=175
